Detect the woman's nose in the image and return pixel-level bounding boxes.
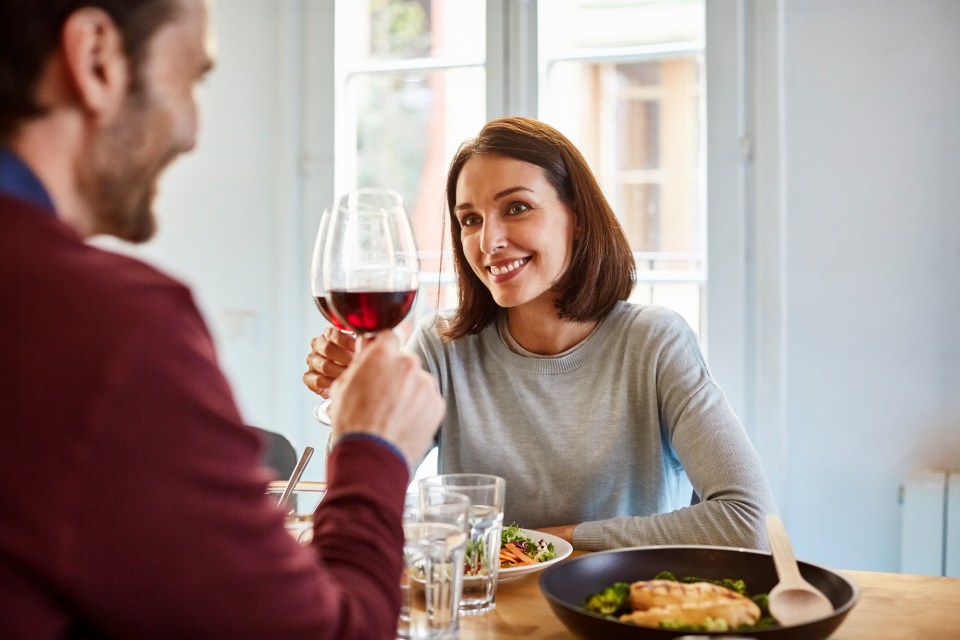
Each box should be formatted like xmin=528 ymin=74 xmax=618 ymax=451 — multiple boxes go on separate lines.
xmin=480 ymin=218 xmax=506 ymax=255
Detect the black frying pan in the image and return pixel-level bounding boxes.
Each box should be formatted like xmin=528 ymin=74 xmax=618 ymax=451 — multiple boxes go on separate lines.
xmin=539 ymin=545 xmax=859 ymax=639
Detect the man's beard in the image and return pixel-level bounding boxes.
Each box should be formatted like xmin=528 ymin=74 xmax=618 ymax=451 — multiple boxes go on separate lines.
xmin=80 ymin=91 xmax=175 ymax=244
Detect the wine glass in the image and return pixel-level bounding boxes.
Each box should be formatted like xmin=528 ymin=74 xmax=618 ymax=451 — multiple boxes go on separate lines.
xmin=309 ymin=206 xmax=351 ymax=425
xmin=323 ymin=188 xmax=419 ymax=339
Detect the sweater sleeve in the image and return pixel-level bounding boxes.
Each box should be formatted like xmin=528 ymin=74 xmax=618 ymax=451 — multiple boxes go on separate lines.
xmin=66 ymin=282 xmax=409 ymax=639
xmin=573 ymin=311 xmax=777 ymax=551
xmin=406 ymin=312 xmax=445 ymax=381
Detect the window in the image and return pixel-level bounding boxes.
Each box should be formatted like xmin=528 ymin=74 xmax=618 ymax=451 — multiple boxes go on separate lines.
xmin=333 ymin=0 xmax=487 ymax=331
xmin=539 ymin=0 xmax=706 ymax=334
xmin=328 ymin=0 xmax=705 ymax=336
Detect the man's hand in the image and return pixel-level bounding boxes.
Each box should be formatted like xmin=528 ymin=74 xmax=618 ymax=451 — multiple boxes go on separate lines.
xmin=328 ymin=331 xmax=443 ymax=466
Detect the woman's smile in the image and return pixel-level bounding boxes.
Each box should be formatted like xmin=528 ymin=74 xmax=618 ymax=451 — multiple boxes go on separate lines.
xmin=487 ymin=256 xmax=530 ymax=279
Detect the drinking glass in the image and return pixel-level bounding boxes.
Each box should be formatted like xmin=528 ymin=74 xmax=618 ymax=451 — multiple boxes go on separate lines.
xmin=322 ymin=188 xmax=419 ymax=338
xmin=265 ymin=480 xmax=327 ymax=544
xmin=420 ymin=488 xmax=471 ymax=533
xmin=399 ymin=522 xmax=467 ymax=640
xmin=309 ymin=207 xmax=350 ymax=424
xmin=419 ymin=474 xmax=505 ymax=615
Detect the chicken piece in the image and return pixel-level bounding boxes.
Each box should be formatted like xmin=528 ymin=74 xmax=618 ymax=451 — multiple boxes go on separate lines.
xmin=619 ymin=579 xmax=761 ymax=629
xmin=628 ymin=579 xmax=742 ymax=609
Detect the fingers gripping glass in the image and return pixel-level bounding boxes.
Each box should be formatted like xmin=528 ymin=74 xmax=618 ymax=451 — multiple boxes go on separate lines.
xmin=310 ymin=188 xmax=420 ymax=424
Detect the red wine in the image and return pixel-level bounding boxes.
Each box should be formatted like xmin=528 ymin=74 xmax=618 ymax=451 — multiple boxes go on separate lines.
xmin=327 ymin=289 xmax=417 ymax=333
xmin=313 ymin=296 xmax=350 ymax=332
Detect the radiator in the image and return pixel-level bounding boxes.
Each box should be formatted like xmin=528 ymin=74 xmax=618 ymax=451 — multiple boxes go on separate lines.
xmin=899 ymin=469 xmax=960 ymax=577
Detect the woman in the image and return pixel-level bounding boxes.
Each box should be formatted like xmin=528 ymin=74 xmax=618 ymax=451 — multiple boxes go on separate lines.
xmin=305 ymin=116 xmax=776 ymax=551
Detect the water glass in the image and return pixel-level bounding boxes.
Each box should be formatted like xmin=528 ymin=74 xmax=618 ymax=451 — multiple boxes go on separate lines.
xmin=265 ymin=481 xmax=327 ymax=544
xmin=420 ymin=487 xmax=471 ymax=533
xmin=419 ymin=474 xmax=505 ymax=615
xmin=403 ymin=490 xmax=423 ymax=524
xmin=398 ymin=522 xmax=467 ymax=640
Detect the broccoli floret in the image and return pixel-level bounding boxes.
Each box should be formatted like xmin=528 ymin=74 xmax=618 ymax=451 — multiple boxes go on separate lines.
xmin=714 ymin=578 xmax=748 ymax=596
xmin=659 ymin=620 xmax=705 ymax=631
xmin=584 ymin=582 xmax=631 ymax=617
xmin=653 ymin=570 xmax=678 ymax=581
xmin=751 ymin=592 xmax=770 ymax=617
xmin=660 ymin=617 xmax=730 ymax=632
xmin=751 ymin=617 xmax=779 ymax=630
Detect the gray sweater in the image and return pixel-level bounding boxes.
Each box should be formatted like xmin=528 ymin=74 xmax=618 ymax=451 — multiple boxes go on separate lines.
xmin=407 ymin=302 xmax=776 ymax=551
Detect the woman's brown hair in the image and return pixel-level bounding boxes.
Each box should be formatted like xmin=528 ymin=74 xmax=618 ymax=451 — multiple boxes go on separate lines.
xmin=441 ymin=116 xmax=636 ymax=340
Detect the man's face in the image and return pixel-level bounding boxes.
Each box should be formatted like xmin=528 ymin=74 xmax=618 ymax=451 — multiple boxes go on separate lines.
xmin=82 ymin=0 xmax=215 ymax=242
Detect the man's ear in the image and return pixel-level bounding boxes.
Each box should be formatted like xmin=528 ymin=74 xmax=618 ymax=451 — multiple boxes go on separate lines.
xmin=60 ymin=8 xmax=130 ymax=119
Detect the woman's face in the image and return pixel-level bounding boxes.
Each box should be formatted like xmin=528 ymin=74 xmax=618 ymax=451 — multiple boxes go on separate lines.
xmin=454 ymin=153 xmax=576 ymax=312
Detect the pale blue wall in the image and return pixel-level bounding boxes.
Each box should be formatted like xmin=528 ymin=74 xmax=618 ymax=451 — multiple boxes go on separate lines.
xmin=121 ymin=0 xmax=326 ymax=479
xmin=708 ymin=0 xmax=960 ymax=573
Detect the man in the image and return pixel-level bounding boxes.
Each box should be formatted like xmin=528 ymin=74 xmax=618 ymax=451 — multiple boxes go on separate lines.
xmin=0 ymin=1 xmax=444 ymax=637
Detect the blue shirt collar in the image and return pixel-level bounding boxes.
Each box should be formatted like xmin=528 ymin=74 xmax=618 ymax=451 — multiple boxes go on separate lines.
xmin=0 ymin=145 xmax=56 ymax=214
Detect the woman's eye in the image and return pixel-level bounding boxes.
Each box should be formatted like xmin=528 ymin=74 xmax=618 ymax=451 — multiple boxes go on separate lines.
xmin=459 ymin=214 xmax=480 ymax=227
xmin=507 ymin=202 xmax=529 ymax=215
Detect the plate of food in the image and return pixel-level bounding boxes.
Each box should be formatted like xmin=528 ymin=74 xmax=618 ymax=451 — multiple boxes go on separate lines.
xmin=413 ymin=525 xmax=574 ymax=590
xmin=496 ymin=524 xmax=573 ymax=582
xmin=539 ymin=545 xmax=858 ymax=639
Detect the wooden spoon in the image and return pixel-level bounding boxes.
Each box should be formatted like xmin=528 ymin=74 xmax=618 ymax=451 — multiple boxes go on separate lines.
xmin=766 ymin=514 xmax=834 ymax=626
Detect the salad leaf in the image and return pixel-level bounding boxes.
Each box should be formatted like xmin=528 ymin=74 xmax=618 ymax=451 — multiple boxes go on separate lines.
xmin=501 ymin=523 xmax=557 ymax=564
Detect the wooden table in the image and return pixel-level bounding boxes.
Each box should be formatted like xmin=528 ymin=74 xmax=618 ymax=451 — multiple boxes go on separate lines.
xmin=459 ymin=563 xmax=960 ymax=639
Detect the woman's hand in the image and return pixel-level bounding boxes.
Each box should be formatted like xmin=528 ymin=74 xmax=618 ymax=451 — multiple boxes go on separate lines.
xmin=302 ymin=327 xmax=358 ymax=398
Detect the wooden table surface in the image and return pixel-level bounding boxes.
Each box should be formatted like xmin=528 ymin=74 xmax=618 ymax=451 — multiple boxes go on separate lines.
xmin=459 ymin=560 xmax=960 ymax=639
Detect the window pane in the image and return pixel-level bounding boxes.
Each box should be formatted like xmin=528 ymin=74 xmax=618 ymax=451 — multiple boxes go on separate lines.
xmin=336 ymin=0 xmax=488 ymax=328
xmin=349 ymin=67 xmax=485 ymax=259
xmin=539 ymin=0 xmax=705 ymax=334
xmin=544 ymin=56 xmax=702 ymax=256
xmin=340 ymin=0 xmax=486 ymax=62
xmin=368 ymin=0 xmax=432 ymax=59
xmin=617 ymin=183 xmax=661 ymax=252
xmin=540 ymin=0 xmax=704 ymax=49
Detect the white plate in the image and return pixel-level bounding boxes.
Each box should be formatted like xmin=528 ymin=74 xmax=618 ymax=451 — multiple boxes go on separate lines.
xmin=417 ymin=529 xmax=573 ymax=589
xmin=497 ymin=529 xmax=573 ymax=582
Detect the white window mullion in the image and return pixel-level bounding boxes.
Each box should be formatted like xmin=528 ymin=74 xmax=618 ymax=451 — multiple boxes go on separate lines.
xmin=487 ymin=0 xmax=538 ymax=118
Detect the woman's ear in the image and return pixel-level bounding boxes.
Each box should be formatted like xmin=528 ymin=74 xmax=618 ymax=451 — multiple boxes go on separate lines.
xmin=60 ymin=8 xmax=130 ymax=120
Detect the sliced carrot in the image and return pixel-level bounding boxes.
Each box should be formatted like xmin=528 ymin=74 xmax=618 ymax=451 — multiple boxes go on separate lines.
xmin=500 ymin=548 xmax=523 ymax=567
xmin=503 ymin=542 xmax=537 ymax=565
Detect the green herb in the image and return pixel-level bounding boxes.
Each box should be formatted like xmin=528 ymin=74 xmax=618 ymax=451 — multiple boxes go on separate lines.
xmin=584 ymin=582 xmax=631 ymax=616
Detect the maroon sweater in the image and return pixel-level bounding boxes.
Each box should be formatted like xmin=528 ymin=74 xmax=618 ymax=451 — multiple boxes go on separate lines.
xmin=0 ymin=193 xmax=408 ymax=638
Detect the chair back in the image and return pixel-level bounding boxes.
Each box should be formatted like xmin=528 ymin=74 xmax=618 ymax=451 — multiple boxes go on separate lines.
xmin=251 ymin=427 xmax=298 ymax=479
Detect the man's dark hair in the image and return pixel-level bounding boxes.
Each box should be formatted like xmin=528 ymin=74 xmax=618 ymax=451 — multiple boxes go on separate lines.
xmin=0 ymin=0 xmax=179 ymax=139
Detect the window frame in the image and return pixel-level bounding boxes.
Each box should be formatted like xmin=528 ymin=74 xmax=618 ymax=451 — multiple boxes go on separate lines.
xmin=309 ymin=0 xmax=707 ymax=336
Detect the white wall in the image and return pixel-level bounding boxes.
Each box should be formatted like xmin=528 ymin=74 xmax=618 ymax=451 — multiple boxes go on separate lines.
xmin=113 ymin=0 xmax=330 ymax=479
xmin=126 ymin=0 xmax=958 ymax=569
xmin=709 ymin=0 xmax=960 ymax=572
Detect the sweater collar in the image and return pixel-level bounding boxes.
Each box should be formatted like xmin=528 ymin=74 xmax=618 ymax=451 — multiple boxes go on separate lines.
xmin=0 ymin=145 xmax=56 ymax=214
xmin=482 ymin=302 xmax=627 ymax=375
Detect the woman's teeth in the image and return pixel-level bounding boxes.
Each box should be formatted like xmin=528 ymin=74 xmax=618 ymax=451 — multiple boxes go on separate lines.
xmin=489 ymin=258 xmax=528 ymax=276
